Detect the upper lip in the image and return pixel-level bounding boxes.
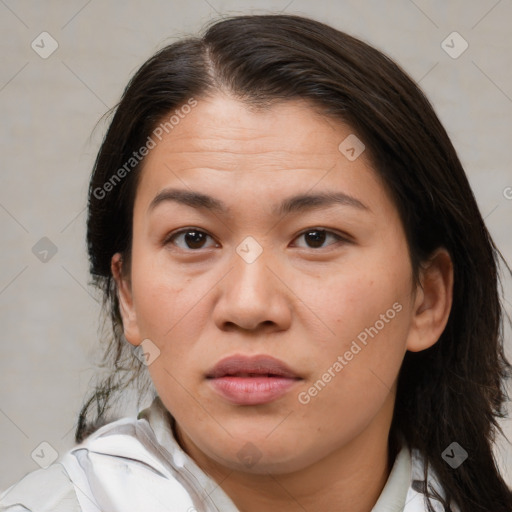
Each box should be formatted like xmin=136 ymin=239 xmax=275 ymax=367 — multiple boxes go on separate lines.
xmin=206 ymin=355 xmax=301 ymax=379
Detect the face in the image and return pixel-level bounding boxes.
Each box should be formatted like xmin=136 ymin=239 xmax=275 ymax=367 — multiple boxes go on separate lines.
xmin=113 ymin=93 xmax=444 ymax=476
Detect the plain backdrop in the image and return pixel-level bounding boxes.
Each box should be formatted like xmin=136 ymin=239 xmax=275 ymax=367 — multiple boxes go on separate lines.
xmin=1 ymin=0 xmax=511 ymax=490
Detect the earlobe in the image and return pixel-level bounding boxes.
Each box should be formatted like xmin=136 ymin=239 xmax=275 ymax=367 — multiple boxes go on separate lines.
xmin=406 ymin=248 xmax=454 ymax=353
xmin=111 ymin=253 xmax=141 ymax=346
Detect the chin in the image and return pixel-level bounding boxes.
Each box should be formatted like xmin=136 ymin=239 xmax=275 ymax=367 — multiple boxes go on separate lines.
xmin=194 ymin=429 xmax=323 ymax=475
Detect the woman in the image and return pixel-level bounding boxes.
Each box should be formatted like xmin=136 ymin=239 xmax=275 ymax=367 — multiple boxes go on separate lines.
xmin=1 ymin=13 xmax=511 ymax=512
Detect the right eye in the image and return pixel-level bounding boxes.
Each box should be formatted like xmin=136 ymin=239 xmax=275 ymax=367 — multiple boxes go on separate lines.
xmin=164 ymin=228 xmax=219 ymax=251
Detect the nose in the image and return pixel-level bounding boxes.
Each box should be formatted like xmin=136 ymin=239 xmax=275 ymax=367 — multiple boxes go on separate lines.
xmin=212 ymin=246 xmax=292 ymax=333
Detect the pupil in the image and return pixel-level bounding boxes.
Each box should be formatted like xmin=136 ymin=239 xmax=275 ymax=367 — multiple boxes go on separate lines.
xmin=185 ymin=231 xmax=205 ymax=249
xmin=306 ymin=230 xmax=326 ymax=248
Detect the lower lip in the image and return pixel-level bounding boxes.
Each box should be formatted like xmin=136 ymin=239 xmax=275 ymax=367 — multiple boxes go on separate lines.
xmin=208 ymin=376 xmax=299 ymax=405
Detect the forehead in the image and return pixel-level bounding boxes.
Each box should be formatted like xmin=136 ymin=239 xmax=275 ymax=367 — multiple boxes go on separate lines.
xmin=133 ymin=93 xmax=393 ymax=220
xmin=142 ymin=93 xmax=364 ymax=173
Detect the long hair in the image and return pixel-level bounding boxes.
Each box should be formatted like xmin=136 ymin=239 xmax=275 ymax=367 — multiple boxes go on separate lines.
xmin=79 ymin=14 xmax=512 ymax=511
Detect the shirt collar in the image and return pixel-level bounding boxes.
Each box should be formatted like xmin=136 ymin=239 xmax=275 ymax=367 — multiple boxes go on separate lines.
xmin=371 ymin=442 xmax=412 ymax=511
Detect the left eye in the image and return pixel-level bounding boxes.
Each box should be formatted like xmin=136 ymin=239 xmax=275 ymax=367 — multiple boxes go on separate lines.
xmin=166 ymin=229 xmax=218 ymax=250
xmin=292 ymin=229 xmax=345 ymax=249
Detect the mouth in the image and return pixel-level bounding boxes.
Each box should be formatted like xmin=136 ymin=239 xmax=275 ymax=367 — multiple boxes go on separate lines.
xmin=206 ymin=354 xmax=302 ymax=406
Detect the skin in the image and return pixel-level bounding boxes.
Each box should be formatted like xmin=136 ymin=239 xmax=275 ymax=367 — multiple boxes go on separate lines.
xmin=112 ymin=92 xmax=453 ymax=512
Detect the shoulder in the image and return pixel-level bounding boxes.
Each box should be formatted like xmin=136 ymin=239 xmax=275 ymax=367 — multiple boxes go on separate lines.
xmin=62 ymin=412 xmax=227 ymax=511
xmin=1 ymin=408 xmax=229 ymax=512
xmin=0 ymin=416 xmax=152 ymax=512
xmin=0 ymin=463 xmax=81 ymax=512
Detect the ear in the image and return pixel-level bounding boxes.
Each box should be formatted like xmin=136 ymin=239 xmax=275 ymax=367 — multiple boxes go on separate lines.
xmin=406 ymin=248 xmax=453 ymax=352
xmin=111 ymin=252 xmax=141 ymax=346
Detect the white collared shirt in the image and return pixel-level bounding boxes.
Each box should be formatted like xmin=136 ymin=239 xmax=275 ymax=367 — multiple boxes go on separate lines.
xmin=0 ymin=397 xmax=456 ymax=511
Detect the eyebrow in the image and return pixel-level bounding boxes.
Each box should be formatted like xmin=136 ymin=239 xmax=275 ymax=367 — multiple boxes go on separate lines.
xmin=148 ymin=187 xmax=369 ymax=216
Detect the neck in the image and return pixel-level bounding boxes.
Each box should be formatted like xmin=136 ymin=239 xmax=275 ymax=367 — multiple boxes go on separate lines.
xmin=225 ymin=432 xmax=391 ymax=512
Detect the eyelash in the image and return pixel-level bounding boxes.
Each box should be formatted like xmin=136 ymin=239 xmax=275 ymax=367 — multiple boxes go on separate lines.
xmin=164 ymin=227 xmax=350 ymax=251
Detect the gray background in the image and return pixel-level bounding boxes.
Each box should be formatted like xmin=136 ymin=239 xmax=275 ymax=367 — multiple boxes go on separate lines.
xmin=1 ymin=0 xmax=511 ymax=490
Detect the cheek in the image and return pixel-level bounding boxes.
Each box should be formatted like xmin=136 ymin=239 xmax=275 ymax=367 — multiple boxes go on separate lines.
xmin=293 ymin=252 xmax=410 ymax=349
xmin=129 ymin=251 xmax=208 ymax=353
xmin=130 ymin=263 xmax=212 ymax=416
xmin=292 ymin=255 xmax=411 ymax=412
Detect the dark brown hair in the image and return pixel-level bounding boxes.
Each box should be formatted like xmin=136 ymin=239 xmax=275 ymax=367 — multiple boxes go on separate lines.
xmin=79 ymin=14 xmax=512 ymax=511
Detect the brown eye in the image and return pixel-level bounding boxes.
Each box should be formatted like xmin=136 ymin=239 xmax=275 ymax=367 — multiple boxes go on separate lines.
xmin=294 ymin=229 xmax=345 ymax=249
xmin=304 ymin=230 xmax=327 ymax=248
xmin=167 ymin=229 xmax=217 ymax=250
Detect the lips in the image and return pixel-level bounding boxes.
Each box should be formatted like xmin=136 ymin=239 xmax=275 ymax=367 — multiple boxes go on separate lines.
xmin=206 ymin=355 xmax=302 ymax=405
xmin=206 ymin=355 xmax=299 ymax=379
